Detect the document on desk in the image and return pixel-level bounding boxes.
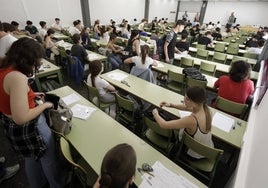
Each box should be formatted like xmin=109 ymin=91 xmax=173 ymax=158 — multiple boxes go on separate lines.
xmin=62 ymin=93 xmax=80 ymax=105
xmin=153 ymin=62 xmax=164 ymax=68
xmin=212 ymin=112 xmax=234 ymax=133
xmin=107 ymin=72 xmax=128 ymax=81
xmin=88 ymin=53 xmax=100 ymax=60
xmin=139 ymin=161 xmax=198 ymax=188
xmin=71 ymin=104 xmax=96 ymax=120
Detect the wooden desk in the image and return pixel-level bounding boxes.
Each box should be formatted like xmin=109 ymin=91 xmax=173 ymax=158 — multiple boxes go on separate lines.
xmin=101 ymin=69 xmax=247 ymax=148
xmin=35 ymin=59 xmax=63 ymax=91
xmin=50 ymin=86 xmax=207 ymax=187
xmin=53 ymin=32 xmax=70 ymax=41
xmin=174 ymin=54 xmax=259 ymax=81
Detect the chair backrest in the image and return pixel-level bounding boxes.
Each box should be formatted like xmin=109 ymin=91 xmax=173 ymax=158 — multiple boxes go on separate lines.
xmin=167 ymin=70 xmax=185 ymax=93
xmin=228 ymin=42 xmax=239 ymax=48
xmin=243 ymin=52 xmax=258 ymax=60
xmin=186 ymin=77 xmax=207 ymax=89
xmin=226 ymin=46 xmax=239 ymax=55
xmin=214 ymin=43 xmax=226 ymax=53
xmin=196 ymin=49 xmax=209 ymax=60
xmin=58 ymin=46 xmax=68 ymax=59
xmin=144 ymin=116 xmax=171 ymax=137
xmin=212 ymin=52 xmax=227 ymax=64
xmin=115 ymin=92 xmax=135 ymax=113
xmin=180 ymin=57 xmax=194 ymax=68
xmin=60 ymin=137 xmax=89 ymax=187
xmin=199 ymin=61 xmax=216 ymax=76
xmin=235 ymin=37 xmax=247 ymax=45
xmin=83 ymin=81 xmax=101 ymax=107
xmin=215 ymin=96 xmax=248 ymax=118
xmin=231 ymin=55 xmax=248 ymax=63
xmin=196 ymin=43 xmax=206 ymax=50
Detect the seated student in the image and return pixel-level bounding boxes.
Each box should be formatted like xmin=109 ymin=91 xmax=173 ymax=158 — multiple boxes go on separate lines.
xmin=11 ymin=21 xmax=30 ymax=36
xmin=71 ymin=33 xmax=89 ymax=66
xmin=99 ymin=25 xmax=113 ymax=44
xmin=221 ymin=27 xmax=232 ymax=38
xmin=247 ymin=39 xmax=265 ymax=54
xmin=138 ymin=18 xmax=148 ymax=32
xmin=81 ymin=26 xmax=93 ymax=51
xmin=190 ymin=25 xmax=200 ymax=42
xmin=68 ymin=20 xmax=81 ymax=36
xmin=93 ymin=143 xmax=136 ymax=188
xmin=198 ymin=31 xmax=214 ymax=47
xmin=214 ymin=60 xmax=254 ymax=104
xmin=87 ymin=60 xmax=116 ymax=103
xmin=111 ymin=21 xmax=121 ymax=36
xmin=245 ymin=34 xmax=260 ymax=48
xmin=25 ymin=20 xmax=42 ymax=43
xmin=212 ymin=27 xmax=223 ymax=41
xmin=39 ymin=21 xmax=47 ymax=41
xmin=121 ymin=20 xmax=131 ymax=39
xmin=51 ymin=18 xmax=63 ymax=32
xmin=106 ymin=34 xmax=123 ymax=70
xmin=152 ymin=86 xmax=214 ymax=159
xmin=93 ymin=19 xmax=101 ymax=40
xmin=127 ymin=30 xmax=141 ymax=57
xmin=44 ymin=28 xmax=60 ymax=60
xmin=176 ymin=33 xmax=190 ymax=53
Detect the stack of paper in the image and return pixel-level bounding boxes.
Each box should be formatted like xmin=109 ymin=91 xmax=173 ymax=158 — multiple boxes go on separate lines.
xmin=212 ymin=112 xmax=234 ymax=133
xmin=107 ymin=72 xmax=128 ymax=81
xmin=62 ymin=93 xmax=80 ymax=105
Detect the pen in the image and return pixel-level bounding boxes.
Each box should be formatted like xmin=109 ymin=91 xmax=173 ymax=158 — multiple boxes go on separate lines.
xmin=137 ymin=168 xmax=152 ymax=186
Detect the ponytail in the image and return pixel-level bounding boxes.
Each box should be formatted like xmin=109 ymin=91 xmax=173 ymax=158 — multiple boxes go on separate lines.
xmin=140 ymin=45 xmax=149 ymax=64
xmin=203 ymin=104 xmax=212 ymax=131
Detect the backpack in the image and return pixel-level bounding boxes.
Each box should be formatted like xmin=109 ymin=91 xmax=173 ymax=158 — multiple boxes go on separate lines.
xmin=183 ymin=67 xmax=207 ymax=81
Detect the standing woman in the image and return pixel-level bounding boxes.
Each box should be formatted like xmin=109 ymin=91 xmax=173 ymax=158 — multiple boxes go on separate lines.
xmin=0 ymin=38 xmax=65 ymax=187
xmin=44 ymin=28 xmax=60 ymax=61
xmin=152 ymin=86 xmax=214 ymax=159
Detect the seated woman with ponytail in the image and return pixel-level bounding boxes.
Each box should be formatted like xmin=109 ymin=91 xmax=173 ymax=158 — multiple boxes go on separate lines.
xmin=93 ymin=143 xmax=137 ymax=188
xmin=152 ymin=86 xmax=214 ymax=159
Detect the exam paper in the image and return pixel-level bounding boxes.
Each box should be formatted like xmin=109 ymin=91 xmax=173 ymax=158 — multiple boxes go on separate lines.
xmin=212 ymin=112 xmax=234 ymax=133
xmin=61 ymin=93 xmax=80 ymax=105
xmin=107 ymin=72 xmax=128 ymax=81
xmin=139 ymin=161 xmax=198 ymax=188
xmin=88 ymin=53 xmax=100 ymax=60
xmin=71 ymin=104 xmax=96 ymax=120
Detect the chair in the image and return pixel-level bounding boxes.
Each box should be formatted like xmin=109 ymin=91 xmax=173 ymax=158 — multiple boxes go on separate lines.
xmin=228 ymin=42 xmax=239 ymax=48
xmin=58 ymin=46 xmax=68 ymax=68
xmin=143 ymin=116 xmax=174 ymax=155
xmin=60 ymin=137 xmax=90 ymax=188
xmin=66 ymin=55 xmax=84 ymax=84
xmin=243 ymin=52 xmax=258 ymax=60
xmin=83 ymin=81 xmax=112 ymax=113
xmin=214 ymin=96 xmax=248 ymax=119
xmin=180 ymin=57 xmax=194 ymax=68
xmin=196 ymin=43 xmax=206 ymax=50
xmin=166 ymin=70 xmax=185 ymax=94
xmin=212 ymin=52 xmax=227 ymax=64
xmin=175 ymin=132 xmax=223 ymax=187
xmin=196 ymin=49 xmax=209 ymax=60
xmin=235 ymin=37 xmax=247 ymax=45
xmin=115 ymin=92 xmax=136 ymax=131
xmin=213 ymin=43 xmax=226 ymax=53
xmin=199 ymin=61 xmax=216 ymax=76
xmin=186 ymin=77 xmax=207 ymax=89
xmin=231 ymin=55 xmax=248 ymax=64
xmin=226 ymin=46 xmax=239 ymax=55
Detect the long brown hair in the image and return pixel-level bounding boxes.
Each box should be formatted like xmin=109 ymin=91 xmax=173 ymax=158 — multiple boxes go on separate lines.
xmin=186 ymin=86 xmax=212 ymax=131
xmin=140 ymin=45 xmax=149 ymax=64
xmin=90 ymin=60 xmax=102 ymax=87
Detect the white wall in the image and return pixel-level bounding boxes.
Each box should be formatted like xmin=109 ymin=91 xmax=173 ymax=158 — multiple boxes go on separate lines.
xmin=89 ymin=0 xmax=145 ymax=25
xmin=0 ymin=0 xmax=82 ymax=29
xmin=205 ymin=1 xmax=268 ymax=27
xmin=149 ymin=0 xmax=178 ymax=22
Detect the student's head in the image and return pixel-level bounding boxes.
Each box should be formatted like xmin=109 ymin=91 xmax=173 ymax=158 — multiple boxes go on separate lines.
xmin=205 ymin=31 xmax=212 ymax=37
xmin=55 ymin=18 xmax=60 ymax=22
xmin=1 ymin=37 xmax=44 ymax=76
xmin=258 ymin=39 xmax=265 ymax=47
xmin=39 ymin=21 xmax=46 ymax=28
xmin=98 ymin=143 xmax=136 ymax=188
xmin=130 ymin=29 xmax=139 ymax=41
xmin=73 ymin=20 xmax=79 ymax=27
xmin=100 ymin=25 xmax=106 ymax=37
xmin=109 ymin=33 xmax=117 ymax=42
xmin=229 ymin=61 xmax=251 ymax=82
xmin=215 ymin=27 xmax=221 ymax=32
xmin=90 ymin=60 xmax=103 ymax=78
xmin=11 ymin=21 xmax=19 ymax=27
xmin=94 ymin=19 xmax=100 ymax=25
xmin=140 ymin=45 xmax=150 ymax=64
xmin=72 ymin=33 xmax=81 ymax=44
xmin=2 ymin=22 xmax=15 ymax=33
xmin=82 ymin=26 xmax=90 ymax=34
xmin=175 ymin=20 xmax=185 ymax=32
xmin=185 ymin=86 xmax=206 ymax=106
xmin=47 ymin=28 xmax=55 ymax=36
xmin=181 ymin=33 xmax=188 ymax=40
xmin=26 ymin=20 xmax=33 ymax=26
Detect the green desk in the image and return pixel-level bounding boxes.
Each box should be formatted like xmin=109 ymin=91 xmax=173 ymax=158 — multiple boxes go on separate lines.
xmin=101 ymin=69 xmax=247 ymax=148
xmin=53 ymin=32 xmax=70 ymax=41
xmin=35 ymin=59 xmax=63 ymax=91
xmin=50 ymin=86 xmax=207 ymax=187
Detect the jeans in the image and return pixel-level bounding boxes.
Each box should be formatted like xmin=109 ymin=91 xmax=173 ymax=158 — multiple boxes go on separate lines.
xmin=109 ymin=54 xmax=123 ymax=70
xmin=0 ymin=162 xmax=5 ymax=178
xmin=25 ymin=114 xmax=66 ymax=188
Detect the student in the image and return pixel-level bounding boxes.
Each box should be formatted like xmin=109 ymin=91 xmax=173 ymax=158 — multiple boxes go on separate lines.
xmin=93 ymin=143 xmax=136 ymax=188
xmin=99 ymin=25 xmax=113 ymax=44
xmin=190 ymin=25 xmax=200 ymax=43
xmin=51 ymin=18 xmax=63 ymax=32
xmin=138 ymin=18 xmax=147 ymax=32
xmin=80 ymin=26 xmax=93 ymax=51
xmin=198 ymin=31 xmax=214 ymax=48
xmin=68 ymin=20 xmax=81 ymax=36
xmin=44 ymin=28 xmax=59 ymax=60
xmin=71 ymin=33 xmax=89 ymax=66
xmin=127 ymin=29 xmax=141 ymax=56
xmin=11 ymin=21 xmax=30 ymax=36
xmin=152 ymin=86 xmax=214 ymax=159
xmin=0 ymin=21 xmax=17 ymax=59
xmin=111 ymin=21 xmax=120 ymax=36
xmin=245 ymin=34 xmax=260 ymax=48
xmin=176 ymin=33 xmax=190 ymax=53
xmin=0 ymin=37 xmax=66 ymax=188
xmin=39 ymin=21 xmax=47 ymax=41
xmin=247 ymin=39 xmax=265 ymax=54
xmin=121 ymin=20 xmax=131 ymax=39
xmin=212 ymin=27 xmax=223 ymax=41
xmin=106 ymin=33 xmax=123 ymax=69
xmin=25 ymin=20 xmax=39 ymax=35
xmin=93 ymin=19 xmax=101 ymax=40
xmin=214 ymin=60 xmax=254 ymax=104
xmin=182 ymin=11 xmax=188 ymax=21
xmin=87 ymin=60 xmax=116 ymax=103
xmin=164 ymin=20 xmax=185 ymax=64
xmin=124 ymin=45 xmax=157 ymax=69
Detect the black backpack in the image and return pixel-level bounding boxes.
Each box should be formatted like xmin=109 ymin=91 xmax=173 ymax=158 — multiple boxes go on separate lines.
xmin=183 ymin=67 xmax=207 ymax=81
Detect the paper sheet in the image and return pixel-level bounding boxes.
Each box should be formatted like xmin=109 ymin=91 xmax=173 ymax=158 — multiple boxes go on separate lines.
xmin=71 ymin=104 xmax=96 ymax=120
xmin=153 ymin=62 xmax=164 ymax=68
xmin=88 ymin=53 xmax=100 ymax=60
xmin=139 ymin=161 xmax=198 ymax=188
xmin=179 ymin=110 xmax=191 ymax=118
xmin=212 ymin=112 xmax=234 ymax=133
xmin=107 ymin=72 xmax=128 ymax=81
xmin=61 ymin=93 xmax=80 ymax=105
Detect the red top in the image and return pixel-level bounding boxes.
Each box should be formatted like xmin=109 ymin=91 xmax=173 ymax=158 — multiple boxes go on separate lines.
xmin=0 ymin=67 xmax=36 ymax=115
xmin=214 ymin=75 xmax=254 ymax=104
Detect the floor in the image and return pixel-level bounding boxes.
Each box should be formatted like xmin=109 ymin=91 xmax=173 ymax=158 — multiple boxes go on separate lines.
xmin=0 ymin=68 xmax=234 ymax=188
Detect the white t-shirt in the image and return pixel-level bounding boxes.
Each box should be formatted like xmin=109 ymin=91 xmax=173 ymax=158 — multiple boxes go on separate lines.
xmin=131 ymin=56 xmax=154 ymax=69
xmin=138 ymin=22 xmax=145 ymax=31
xmin=99 ymin=32 xmax=110 ymax=44
xmin=248 ymin=47 xmax=263 ymax=54
xmin=68 ymin=26 xmax=80 ymax=36
xmin=51 ymin=23 xmax=63 ymax=31
xmin=0 ymin=34 xmax=17 ymax=58
xmin=87 ymin=75 xmax=109 ymax=96
xmin=39 ymin=28 xmax=47 ymax=40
